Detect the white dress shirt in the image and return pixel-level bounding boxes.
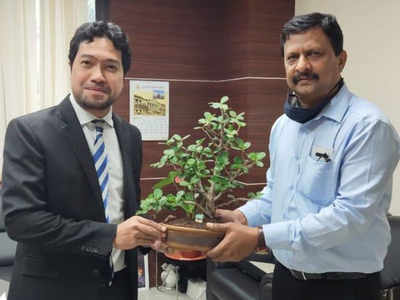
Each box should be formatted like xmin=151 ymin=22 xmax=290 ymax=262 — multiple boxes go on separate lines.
xmin=70 ymin=94 xmax=126 ymax=272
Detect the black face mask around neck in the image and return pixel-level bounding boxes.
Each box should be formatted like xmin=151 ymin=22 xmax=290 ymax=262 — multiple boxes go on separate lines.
xmin=283 ymin=78 xmax=344 ymax=123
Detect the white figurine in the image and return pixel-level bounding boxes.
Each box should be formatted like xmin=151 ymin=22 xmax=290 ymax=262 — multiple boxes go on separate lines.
xmin=160 ymin=263 xmax=178 ymax=289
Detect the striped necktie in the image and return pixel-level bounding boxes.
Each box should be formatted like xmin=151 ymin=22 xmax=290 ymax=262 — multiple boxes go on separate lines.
xmin=92 ymin=120 xmax=110 ymax=223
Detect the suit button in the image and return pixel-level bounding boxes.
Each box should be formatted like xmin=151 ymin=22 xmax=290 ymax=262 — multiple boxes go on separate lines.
xmin=92 ymin=269 xmax=101 ymax=278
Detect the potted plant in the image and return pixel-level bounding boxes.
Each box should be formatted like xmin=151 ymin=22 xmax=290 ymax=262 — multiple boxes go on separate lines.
xmin=137 ymin=96 xmax=266 ymax=253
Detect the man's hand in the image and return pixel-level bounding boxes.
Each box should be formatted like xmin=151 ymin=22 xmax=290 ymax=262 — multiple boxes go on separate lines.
xmin=206 ymin=222 xmax=259 ymax=262
xmin=215 ymin=209 xmax=248 ymax=225
xmin=113 ymin=216 xmax=167 ymax=251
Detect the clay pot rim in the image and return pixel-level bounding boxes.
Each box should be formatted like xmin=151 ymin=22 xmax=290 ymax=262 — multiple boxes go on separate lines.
xmin=164 ymin=224 xmax=223 ymax=236
xmin=165 ymin=250 xmax=206 ymax=261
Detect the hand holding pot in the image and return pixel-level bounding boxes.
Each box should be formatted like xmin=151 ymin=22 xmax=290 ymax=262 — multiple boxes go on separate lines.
xmin=113 ymin=216 xmax=167 ymax=251
xmin=215 ymin=209 xmax=248 ymax=225
xmin=205 ymin=222 xmax=259 ymax=262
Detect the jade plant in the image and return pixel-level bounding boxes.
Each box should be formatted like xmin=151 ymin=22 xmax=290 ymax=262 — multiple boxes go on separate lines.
xmin=137 ymin=96 xmax=266 ymax=221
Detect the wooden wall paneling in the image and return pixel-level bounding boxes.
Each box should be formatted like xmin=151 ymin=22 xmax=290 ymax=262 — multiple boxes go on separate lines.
xmin=244 ymin=79 xmax=288 ymax=180
xmin=247 ymin=0 xmax=294 ymax=77
xmin=106 ymin=0 xmax=295 ymax=288
xmin=218 ymin=0 xmax=294 ymax=78
xmin=218 ymin=0 xmax=250 ymax=78
xmin=109 ymin=0 xmax=224 ymax=80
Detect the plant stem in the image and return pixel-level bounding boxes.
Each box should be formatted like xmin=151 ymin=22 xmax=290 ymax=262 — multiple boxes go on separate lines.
xmin=183 ymin=200 xmax=212 ymax=218
xmin=216 ymin=197 xmax=251 ymax=208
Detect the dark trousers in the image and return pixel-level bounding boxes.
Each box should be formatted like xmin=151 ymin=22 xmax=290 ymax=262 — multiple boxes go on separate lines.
xmin=98 ymin=268 xmax=133 ymax=300
xmin=272 ymin=261 xmax=381 ymax=300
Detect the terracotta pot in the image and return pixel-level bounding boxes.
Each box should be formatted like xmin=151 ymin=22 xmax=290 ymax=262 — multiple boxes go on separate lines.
xmin=165 ymin=249 xmax=206 ymax=261
xmin=165 ymin=224 xmax=224 ymax=252
xmin=180 ymin=250 xmax=203 ymax=258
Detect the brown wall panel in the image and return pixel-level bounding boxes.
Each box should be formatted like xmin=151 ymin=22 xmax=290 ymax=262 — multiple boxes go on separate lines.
xmin=107 ymin=0 xmax=295 ymax=288
xmin=247 ymin=0 xmax=294 ymax=77
xmin=220 ymin=0 xmax=294 ymax=78
xmin=218 ymin=1 xmax=250 ymax=78
xmin=110 ymin=0 xmax=293 ymax=80
xmin=110 ymin=0 xmax=223 ymax=80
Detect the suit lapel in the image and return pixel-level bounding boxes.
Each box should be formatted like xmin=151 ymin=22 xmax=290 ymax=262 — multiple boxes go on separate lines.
xmin=56 ymin=96 xmax=104 ymax=211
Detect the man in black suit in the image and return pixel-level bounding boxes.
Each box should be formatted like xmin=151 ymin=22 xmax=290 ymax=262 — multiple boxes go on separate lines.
xmin=1 ymin=21 xmax=166 ymax=300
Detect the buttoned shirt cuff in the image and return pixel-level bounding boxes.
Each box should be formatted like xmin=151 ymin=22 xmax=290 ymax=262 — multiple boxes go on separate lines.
xmin=238 ymin=202 xmax=265 ymax=227
xmin=263 ymin=220 xmax=295 ymax=250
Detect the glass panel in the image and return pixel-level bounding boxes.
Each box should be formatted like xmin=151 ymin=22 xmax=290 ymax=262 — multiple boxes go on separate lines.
xmin=88 ymin=0 xmax=96 ymax=22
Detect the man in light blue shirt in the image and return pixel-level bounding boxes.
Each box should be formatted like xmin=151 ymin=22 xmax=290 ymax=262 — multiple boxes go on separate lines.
xmin=207 ymin=12 xmax=400 ymax=300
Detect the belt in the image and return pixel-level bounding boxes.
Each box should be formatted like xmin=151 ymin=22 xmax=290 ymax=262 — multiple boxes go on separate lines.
xmin=289 ymin=269 xmax=371 ymax=281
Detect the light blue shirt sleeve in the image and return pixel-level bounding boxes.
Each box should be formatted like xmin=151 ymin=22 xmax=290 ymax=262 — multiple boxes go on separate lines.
xmin=239 ymin=171 xmax=272 ymax=227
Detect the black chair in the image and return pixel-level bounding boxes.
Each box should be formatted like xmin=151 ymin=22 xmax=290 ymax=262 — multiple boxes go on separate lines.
xmin=0 ymin=192 xmax=17 ymax=281
xmin=206 ymin=252 xmax=274 ymax=300
xmin=380 ymin=215 xmax=400 ymax=300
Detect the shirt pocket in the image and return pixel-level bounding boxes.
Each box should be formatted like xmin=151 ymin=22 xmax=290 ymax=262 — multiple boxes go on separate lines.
xmin=297 ymin=155 xmax=337 ymax=206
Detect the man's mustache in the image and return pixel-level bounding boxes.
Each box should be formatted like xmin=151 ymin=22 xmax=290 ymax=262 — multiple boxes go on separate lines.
xmin=292 ymin=72 xmax=319 ymax=85
xmin=84 ymin=85 xmax=111 ymax=93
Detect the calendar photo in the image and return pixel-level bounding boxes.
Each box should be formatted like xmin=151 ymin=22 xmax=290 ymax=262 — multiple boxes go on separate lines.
xmin=129 ymin=80 xmax=169 ymax=141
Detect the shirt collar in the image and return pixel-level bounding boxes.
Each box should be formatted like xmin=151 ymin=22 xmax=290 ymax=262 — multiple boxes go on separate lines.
xmin=312 ymin=84 xmax=352 ymax=124
xmin=69 ymin=93 xmax=114 ymax=128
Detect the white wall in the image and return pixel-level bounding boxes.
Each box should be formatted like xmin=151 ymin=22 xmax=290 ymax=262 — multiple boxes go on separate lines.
xmin=295 ymin=0 xmax=400 ymax=214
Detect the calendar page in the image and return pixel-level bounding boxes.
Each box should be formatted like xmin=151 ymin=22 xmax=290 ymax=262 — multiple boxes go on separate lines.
xmin=129 ymin=80 xmax=169 ymax=141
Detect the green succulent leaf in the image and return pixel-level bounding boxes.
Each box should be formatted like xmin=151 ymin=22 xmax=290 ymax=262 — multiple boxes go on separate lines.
xmin=210 ymin=102 xmax=220 ymax=109
xmin=163 ymin=149 xmax=175 ymax=156
xmin=187 ymin=158 xmax=196 ymax=166
xmin=243 ymin=142 xmax=251 ymax=150
xmin=179 ymin=180 xmax=190 ymax=187
xmin=153 ymin=188 xmax=163 ymax=199
xmin=248 ymin=191 xmax=263 ymax=199
xmin=220 ymin=96 xmax=229 ymax=103
xmin=248 ymin=152 xmax=258 ymax=161
xmin=216 ymin=151 xmax=229 ymax=166
xmin=153 ymin=171 xmax=179 ymax=189
xmin=257 ymin=152 xmax=266 ymax=160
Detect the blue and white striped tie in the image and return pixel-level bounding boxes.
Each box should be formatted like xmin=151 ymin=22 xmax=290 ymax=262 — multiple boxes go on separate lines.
xmin=92 ymin=120 xmax=110 ymax=223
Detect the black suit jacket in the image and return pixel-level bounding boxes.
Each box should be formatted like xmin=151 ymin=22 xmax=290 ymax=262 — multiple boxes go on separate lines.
xmin=1 ymin=96 xmax=142 ymax=300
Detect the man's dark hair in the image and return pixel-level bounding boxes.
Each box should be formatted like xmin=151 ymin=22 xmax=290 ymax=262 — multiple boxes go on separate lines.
xmin=69 ymin=21 xmax=131 ymax=75
xmin=280 ymin=12 xmax=343 ymax=57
